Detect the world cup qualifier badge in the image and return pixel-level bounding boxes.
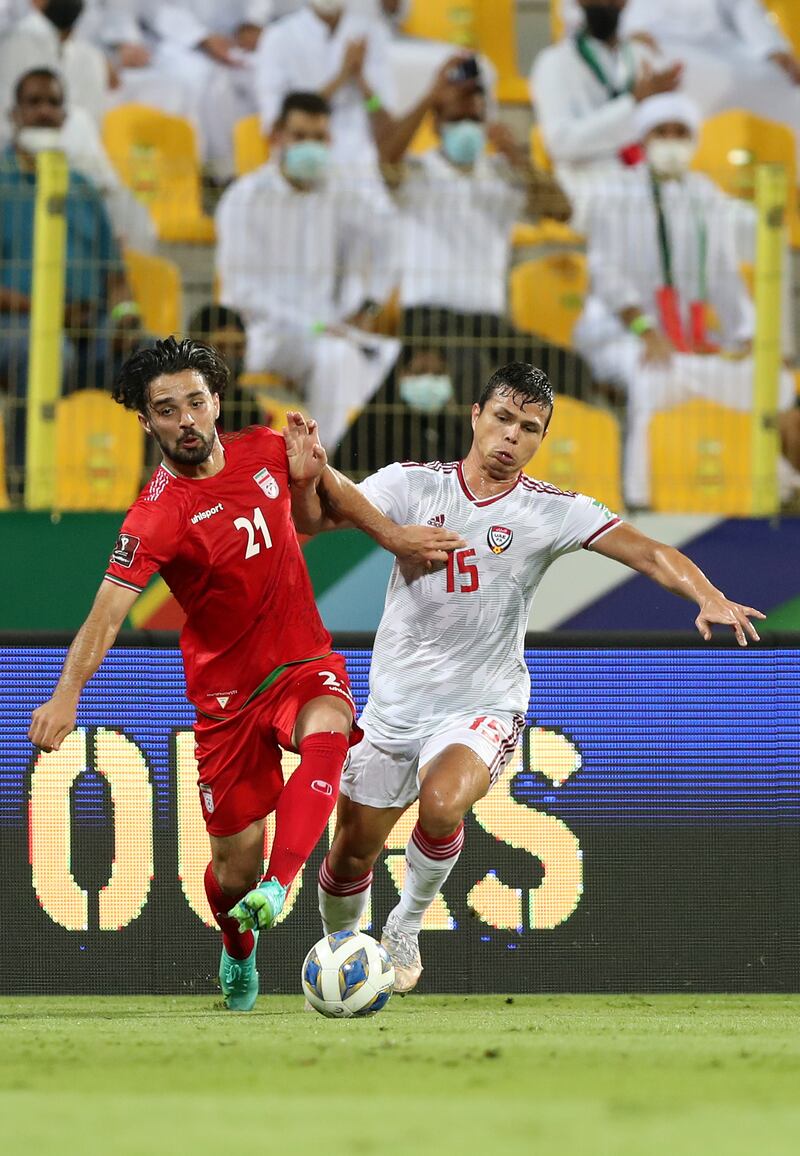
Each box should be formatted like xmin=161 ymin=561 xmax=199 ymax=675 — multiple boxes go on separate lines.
xmin=253 ymin=467 xmax=279 ymax=499
xmin=487 ymin=525 xmax=513 ymax=554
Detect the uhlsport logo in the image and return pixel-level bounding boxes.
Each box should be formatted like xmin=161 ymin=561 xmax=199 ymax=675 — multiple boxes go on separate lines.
xmin=487 ymin=525 xmax=513 ymax=554
xmin=191 ymin=502 xmax=224 ymax=525
xmin=253 ymin=467 xmax=279 ymax=499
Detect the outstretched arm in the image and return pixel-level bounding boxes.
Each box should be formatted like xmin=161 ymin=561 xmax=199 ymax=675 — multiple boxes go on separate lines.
xmin=284 ymin=412 xmax=465 ymax=565
xmin=590 ymin=523 xmax=765 ymax=646
xmin=28 ymin=580 xmax=139 ymax=751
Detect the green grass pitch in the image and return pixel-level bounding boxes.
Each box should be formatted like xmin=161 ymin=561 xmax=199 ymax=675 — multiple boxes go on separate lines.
xmin=1 ymin=995 xmax=799 ymax=1155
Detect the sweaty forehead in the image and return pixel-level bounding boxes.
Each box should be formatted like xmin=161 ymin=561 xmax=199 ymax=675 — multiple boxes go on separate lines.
xmin=148 ymin=370 xmax=211 ymax=405
xmin=492 ymin=392 xmax=550 ymax=423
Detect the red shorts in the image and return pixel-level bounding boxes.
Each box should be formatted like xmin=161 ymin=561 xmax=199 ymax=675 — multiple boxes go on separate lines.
xmin=193 ymin=653 xmax=360 ymax=837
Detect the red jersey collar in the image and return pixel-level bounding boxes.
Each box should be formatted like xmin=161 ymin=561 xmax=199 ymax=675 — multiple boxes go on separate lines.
xmin=456 ymin=460 xmax=521 ymax=507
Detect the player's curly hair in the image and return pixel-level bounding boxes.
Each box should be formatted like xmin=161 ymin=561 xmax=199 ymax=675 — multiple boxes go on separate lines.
xmin=478 ymin=363 xmax=554 ymax=424
xmin=113 ymin=336 xmax=230 ymax=413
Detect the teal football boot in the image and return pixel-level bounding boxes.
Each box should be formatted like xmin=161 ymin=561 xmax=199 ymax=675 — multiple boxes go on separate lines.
xmin=229 ymin=878 xmax=287 ymax=933
xmin=219 ymin=931 xmax=259 ymax=1012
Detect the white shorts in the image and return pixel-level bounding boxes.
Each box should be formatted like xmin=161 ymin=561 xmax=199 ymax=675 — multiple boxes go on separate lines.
xmin=341 ymin=712 xmax=525 ymax=811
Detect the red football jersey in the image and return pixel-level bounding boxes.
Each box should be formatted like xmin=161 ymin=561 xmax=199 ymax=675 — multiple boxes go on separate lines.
xmin=104 ymin=426 xmax=332 ymax=716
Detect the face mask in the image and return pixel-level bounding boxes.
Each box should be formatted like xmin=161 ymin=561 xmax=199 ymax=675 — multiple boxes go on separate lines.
xmin=399 ymin=374 xmax=453 ymax=414
xmin=312 ymin=0 xmax=344 ymax=16
xmin=43 ymin=0 xmax=84 ymax=32
xmin=17 ymin=126 xmax=64 ymax=154
xmin=441 ymin=120 xmax=486 ymax=168
xmin=583 ymin=3 xmax=621 ymax=42
xmin=646 ymin=138 xmax=696 ymax=179
xmin=282 ymin=140 xmax=330 ymax=185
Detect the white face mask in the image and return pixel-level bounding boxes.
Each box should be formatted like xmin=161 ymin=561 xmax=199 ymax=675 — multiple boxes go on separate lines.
xmin=312 ymin=0 xmax=345 ymax=15
xmin=17 ymin=126 xmax=64 ymax=154
xmin=399 ymin=373 xmax=453 ymax=414
xmin=646 ymin=137 xmax=696 ymax=180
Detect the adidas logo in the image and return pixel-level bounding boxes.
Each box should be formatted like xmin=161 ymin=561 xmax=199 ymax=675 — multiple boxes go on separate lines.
xmin=427 ymin=513 xmax=445 ymax=527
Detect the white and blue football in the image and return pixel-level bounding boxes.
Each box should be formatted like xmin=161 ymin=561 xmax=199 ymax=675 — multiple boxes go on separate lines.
xmin=301 ymin=930 xmax=395 ymax=1019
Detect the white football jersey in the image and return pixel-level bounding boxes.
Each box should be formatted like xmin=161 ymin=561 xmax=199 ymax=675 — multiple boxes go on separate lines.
xmin=358 ymin=461 xmax=622 ymax=740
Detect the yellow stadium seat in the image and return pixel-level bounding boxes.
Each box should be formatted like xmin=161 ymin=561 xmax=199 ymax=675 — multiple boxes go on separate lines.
xmin=550 ymin=0 xmax=566 ymax=42
xmin=766 ymin=1 xmax=800 ymax=57
xmin=55 ymin=391 xmax=145 ymax=511
xmin=649 ymin=400 xmax=753 ymax=514
xmin=408 ymin=111 xmax=439 ymax=155
xmin=691 ymin=109 xmax=799 ymax=245
xmin=474 ymin=0 xmax=529 ymax=104
xmin=509 ymin=253 xmax=588 ymax=348
xmin=402 ymin=1 xmax=477 ymax=46
xmin=524 ymin=396 xmax=623 ymax=510
xmin=102 ymin=105 xmax=215 ymax=244
xmin=234 ymin=115 xmax=270 ymax=176
xmin=0 ymin=414 xmax=10 ymax=509
xmin=511 ymin=220 xmax=584 ymax=248
xmin=124 ymin=249 xmax=182 ymax=337
xmin=530 ymin=123 xmax=553 ymax=173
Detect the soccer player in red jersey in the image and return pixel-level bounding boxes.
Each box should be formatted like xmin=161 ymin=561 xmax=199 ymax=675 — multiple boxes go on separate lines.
xmin=28 ymin=337 xmax=462 ymax=1011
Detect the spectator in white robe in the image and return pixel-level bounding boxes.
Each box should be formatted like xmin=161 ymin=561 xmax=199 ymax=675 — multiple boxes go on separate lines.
xmin=76 ymin=0 xmax=195 ymax=120
xmin=215 ymin=91 xmax=400 ymax=451
xmin=253 ymin=0 xmax=471 ymax=191
xmin=621 ymin=0 xmax=800 ymax=161
xmin=134 ymin=0 xmax=273 ymax=177
xmin=530 ymin=0 xmax=682 ymax=226
xmin=0 ymin=0 xmax=109 ymax=129
xmin=573 ymin=93 xmax=800 ymax=507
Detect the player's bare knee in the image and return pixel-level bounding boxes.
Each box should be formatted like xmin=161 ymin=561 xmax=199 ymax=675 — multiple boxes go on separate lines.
xmin=327 ymin=829 xmax=380 ymax=879
xmin=213 ymin=854 xmax=260 ymax=896
xmin=418 ymin=780 xmax=464 ymax=838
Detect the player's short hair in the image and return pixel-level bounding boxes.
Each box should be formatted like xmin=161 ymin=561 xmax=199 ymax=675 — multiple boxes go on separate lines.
xmin=113 ymin=337 xmax=230 ymax=414
xmin=478 ymin=363 xmax=554 ymax=422
xmin=275 ymin=91 xmax=331 ymax=128
xmin=15 ymin=68 xmax=63 ymax=106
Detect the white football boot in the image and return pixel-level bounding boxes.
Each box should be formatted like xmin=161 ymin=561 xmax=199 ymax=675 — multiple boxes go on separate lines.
xmin=381 ymin=911 xmax=423 ymax=993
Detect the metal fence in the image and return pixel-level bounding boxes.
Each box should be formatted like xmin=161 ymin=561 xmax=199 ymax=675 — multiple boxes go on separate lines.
xmin=0 ymin=141 xmax=792 ymax=516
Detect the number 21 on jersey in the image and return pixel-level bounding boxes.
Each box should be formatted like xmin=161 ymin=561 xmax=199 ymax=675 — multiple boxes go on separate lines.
xmin=446 ymin=548 xmax=479 ymax=593
xmin=234 ymin=507 xmax=272 ymax=559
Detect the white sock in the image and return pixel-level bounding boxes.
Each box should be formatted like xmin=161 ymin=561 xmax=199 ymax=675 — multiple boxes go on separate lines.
xmin=390 ymin=821 xmax=465 ymax=933
xmin=317 ymin=855 xmax=372 ymax=934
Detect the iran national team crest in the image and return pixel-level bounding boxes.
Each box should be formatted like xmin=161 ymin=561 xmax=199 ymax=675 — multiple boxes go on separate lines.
xmin=253 ymin=467 xmax=279 ymax=499
xmin=487 ymin=525 xmax=513 ymax=554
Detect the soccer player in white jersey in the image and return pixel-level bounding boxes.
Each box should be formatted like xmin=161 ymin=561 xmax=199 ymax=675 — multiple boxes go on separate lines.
xmin=289 ymin=361 xmax=765 ymax=992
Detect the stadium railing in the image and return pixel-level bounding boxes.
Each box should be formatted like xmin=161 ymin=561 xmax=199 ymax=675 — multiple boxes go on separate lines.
xmin=0 ymin=137 xmax=791 ymax=516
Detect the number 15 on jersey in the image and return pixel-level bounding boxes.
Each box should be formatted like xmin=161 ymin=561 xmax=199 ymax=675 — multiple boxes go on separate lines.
xmin=446 ymin=548 xmax=479 ymax=593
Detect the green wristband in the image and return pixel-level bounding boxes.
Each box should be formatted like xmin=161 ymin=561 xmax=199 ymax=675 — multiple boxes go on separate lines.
xmin=629 ymin=313 xmax=655 ymax=336
xmin=110 ymin=300 xmax=141 ymax=323
xmin=311 ymin=320 xmax=326 ymax=334
xmin=364 ymin=93 xmax=382 ymax=114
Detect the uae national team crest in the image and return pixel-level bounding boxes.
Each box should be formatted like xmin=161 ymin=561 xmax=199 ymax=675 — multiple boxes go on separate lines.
xmin=487 ymin=525 xmax=513 ymax=554
xmin=253 ymin=467 xmax=279 ymax=499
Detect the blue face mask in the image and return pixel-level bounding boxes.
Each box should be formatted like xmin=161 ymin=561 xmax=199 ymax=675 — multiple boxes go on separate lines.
xmin=282 ymin=140 xmax=330 ymax=185
xmin=441 ymin=120 xmax=486 ymax=167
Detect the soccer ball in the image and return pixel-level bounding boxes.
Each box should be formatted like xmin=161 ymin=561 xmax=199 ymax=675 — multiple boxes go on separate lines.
xmin=301 ymin=930 xmax=395 ymax=1018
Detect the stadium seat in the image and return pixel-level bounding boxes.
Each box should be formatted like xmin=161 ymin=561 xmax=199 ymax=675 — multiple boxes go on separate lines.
xmin=238 ymin=374 xmax=308 ymax=431
xmin=102 ymin=105 xmax=215 ymax=244
xmin=509 ymin=253 xmax=588 ymax=348
xmin=233 ymin=115 xmax=270 ymax=176
xmin=0 ymin=415 xmax=10 ymax=509
xmin=54 ymin=390 xmax=145 ymax=511
xmin=649 ymin=399 xmax=753 ymax=514
xmin=550 ymin=0 xmax=566 ymax=41
xmin=408 ymin=111 xmax=439 ymax=155
xmin=401 ymin=1 xmax=477 ymax=46
xmin=511 ymin=220 xmax=585 ymax=248
xmin=530 ymin=124 xmax=553 ymax=174
xmin=474 ymin=0 xmax=529 ymax=104
xmin=691 ymin=110 xmax=799 ymax=245
xmin=766 ymin=1 xmax=800 ymax=58
xmin=524 ymin=396 xmax=623 ymax=511
xmin=124 ymin=249 xmax=182 ymax=337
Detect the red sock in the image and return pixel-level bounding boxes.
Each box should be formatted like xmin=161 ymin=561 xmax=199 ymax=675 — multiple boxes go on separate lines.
xmin=203 ymin=862 xmax=255 ymax=961
xmin=265 ymin=731 xmax=349 ymax=888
